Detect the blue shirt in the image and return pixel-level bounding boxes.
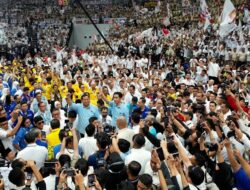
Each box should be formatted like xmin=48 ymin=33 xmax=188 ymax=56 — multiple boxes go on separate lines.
xmin=70 ymin=103 xmax=100 ymax=134
xmin=4 ymin=102 xmax=16 ymax=120
xmin=13 ymin=126 xmax=32 ymax=149
xmin=109 ymin=101 xmax=129 ymax=127
xmin=140 ymin=106 xmax=150 ymax=119
xmin=19 ymin=109 xmax=34 ymax=124
xmin=35 ymin=110 xmax=52 ymax=125
xmin=87 ymin=150 xmax=106 ymax=169
xmin=36 ymin=139 xmax=48 ymax=148
xmin=234 ymin=167 xmax=250 ymax=190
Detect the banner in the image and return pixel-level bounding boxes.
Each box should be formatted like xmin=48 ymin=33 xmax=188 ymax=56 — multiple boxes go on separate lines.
xmin=219 ymin=0 xmax=237 ymax=37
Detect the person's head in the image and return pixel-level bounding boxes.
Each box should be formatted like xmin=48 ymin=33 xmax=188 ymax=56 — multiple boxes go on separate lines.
xmin=96 ymin=132 xmax=110 ymax=150
xmin=8 ymin=168 xmax=25 ymax=187
xmin=35 ymin=92 xmax=42 ymax=102
xmin=188 ymin=165 xmax=205 ymax=186
xmin=89 ymin=116 xmax=98 ymax=127
xmin=75 ymin=158 xmax=89 ymax=176
xmin=0 ymin=117 xmax=8 ymax=130
xmin=11 ymin=158 xmax=26 ymax=170
xmin=209 ymin=101 xmax=217 ymax=112
xmin=129 ymin=85 xmax=136 ymax=94
xmin=81 ymin=92 xmax=90 ymax=107
xmin=127 ymin=161 xmax=141 ymax=179
xmin=58 ymin=154 xmax=71 ymax=168
xmin=50 ymin=119 xmax=60 ymax=130
xmin=132 ymin=134 xmax=145 ymax=149
xmin=34 ymin=115 xmax=44 ymax=129
xmin=24 ymin=131 xmax=36 ymax=144
xmin=117 ymin=139 xmax=130 ymax=153
xmin=85 ymin=123 xmax=95 ymax=137
xmin=20 ymin=101 xmax=28 ymax=112
xmin=52 ymin=109 xmax=60 ymax=120
xmin=131 ymin=112 xmax=140 ymax=125
xmin=68 ymin=110 xmax=77 ymax=123
xmin=116 ymin=116 xmax=127 ymax=130
xmin=101 ymin=106 xmax=108 ymax=118
xmin=196 ymin=92 xmax=204 ymax=103
xmin=221 ymin=102 xmax=230 ymax=114
xmin=30 ymin=128 xmax=42 ymax=140
xmin=137 ymin=174 xmax=153 ymax=190
xmin=77 ymin=76 xmax=82 ymax=84
xmin=190 ymin=153 xmax=206 ymax=167
xmin=141 ymin=88 xmax=148 ymax=98
xmin=102 ymin=86 xmax=109 ymax=95
xmin=138 ymin=97 xmax=146 ymax=108
xmin=54 ymin=101 xmax=62 ymax=109
xmin=22 ymin=117 xmax=31 ymax=128
xmin=97 ymin=99 xmax=105 ymax=109
xmin=113 ymin=92 xmax=123 ymax=105
xmin=38 ymin=102 xmax=46 ymax=112
xmin=155 ymin=99 xmax=163 ymax=109
xmin=23 ymin=87 xmax=29 ymax=95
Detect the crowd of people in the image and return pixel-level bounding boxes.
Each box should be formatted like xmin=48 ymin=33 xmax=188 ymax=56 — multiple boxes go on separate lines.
xmin=0 ymin=0 xmax=250 ymax=190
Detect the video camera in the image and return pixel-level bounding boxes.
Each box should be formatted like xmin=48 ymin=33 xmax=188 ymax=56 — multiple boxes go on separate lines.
xmin=103 ymin=124 xmax=116 ymax=135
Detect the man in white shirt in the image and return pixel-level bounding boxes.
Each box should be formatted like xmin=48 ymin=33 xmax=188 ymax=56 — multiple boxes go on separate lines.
xmin=207 ymin=58 xmax=220 ymax=84
xmin=0 ymin=115 xmax=22 ymax=151
xmin=125 ymin=133 xmax=151 ymax=174
xmin=124 ymin=84 xmax=141 ymax=104
xmin=117 ymin=116 xmax=135 ymax=147
xmin=16 ymin=131 xmax=48 ymax=169
xmin=78 ymin=124 xmax=98 ymax=159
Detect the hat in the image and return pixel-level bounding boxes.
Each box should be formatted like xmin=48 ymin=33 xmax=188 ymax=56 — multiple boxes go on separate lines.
xmin=34 ymin=115 xmax=44 ymax=123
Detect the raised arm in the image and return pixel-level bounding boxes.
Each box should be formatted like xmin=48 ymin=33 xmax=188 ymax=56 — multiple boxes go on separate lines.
xmin=7 ymin=116 xmax=23 ymax=137
xmin=72 ymin=128 xmax=79 ymax=158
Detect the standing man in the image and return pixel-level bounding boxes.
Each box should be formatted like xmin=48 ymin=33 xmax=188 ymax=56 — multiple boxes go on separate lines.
xmin=101 ymin=91 xmax=129 ymax=127
xmin=66 ymin=92 xmax=100 ymax=137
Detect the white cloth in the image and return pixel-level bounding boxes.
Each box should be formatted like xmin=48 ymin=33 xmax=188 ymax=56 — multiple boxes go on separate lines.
xmin=208 ymin=62 xmax=220 ymax=77
xmin=125 ymin=148 xmax=151 ymax=174
xmin=16 ymin=143 xmax=48 ymax=169
xmin=0 ymin=128 xmax=14 ymax=150
xmin=117 ymin=128 xmax=135 ymax=147
xmin=78 ymin=136 xmax=98 ymax=159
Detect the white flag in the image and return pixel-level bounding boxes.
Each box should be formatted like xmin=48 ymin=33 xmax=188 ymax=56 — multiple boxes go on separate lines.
xmin=155 ymin=1 xmax=161 ymax=13
xmin=238 ymin=20 xmax=245 ymax=45
xmin=200 ymin=0 xmax=210 ymax=21
xmin=219 ymin=0 xmax=237 ymax=38
xmin=204 ymin=17 xmax=210 ymax=30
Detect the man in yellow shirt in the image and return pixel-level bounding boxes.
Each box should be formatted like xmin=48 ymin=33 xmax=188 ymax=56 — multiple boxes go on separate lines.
xmin=46 ymin=119 xmax=61 ymax=147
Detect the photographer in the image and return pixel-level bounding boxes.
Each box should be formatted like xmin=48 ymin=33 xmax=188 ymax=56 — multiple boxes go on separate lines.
xmin=57 ymin=127 xmax=79 ymax=165
xmin=79 ymin=124 xmax=98 ymax=159
xmin=198 ymin=135 xmax=233 ymax=190
xmin=87 ymin=132 xmax=110 ymax=169
xmin=8 ymin=160 xmax=46 ymax=190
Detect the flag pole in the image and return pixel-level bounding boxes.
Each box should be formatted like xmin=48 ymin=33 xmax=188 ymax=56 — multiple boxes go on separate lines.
xmin=74 ymin=0 xmax=114 ymax=52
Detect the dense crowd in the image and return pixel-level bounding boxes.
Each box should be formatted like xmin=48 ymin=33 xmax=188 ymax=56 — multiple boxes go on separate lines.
xmin=0 ymin=0 xmax=250 ymax=190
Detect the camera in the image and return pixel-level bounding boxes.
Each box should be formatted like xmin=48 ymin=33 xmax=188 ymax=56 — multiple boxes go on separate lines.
xmin=205 ymin=142 xmax=218 ymax=152
xmin=103 ymin=125 xmax=115 ymax=135
xmin=62 ymin=162 xmax=75 ymax=176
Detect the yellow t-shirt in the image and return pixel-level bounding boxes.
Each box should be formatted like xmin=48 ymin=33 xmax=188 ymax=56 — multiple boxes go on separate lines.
xmin=87 ymin=88 xmax=100 ymax=106
xmin=42 ymin=84 xmax=52 ymax=100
